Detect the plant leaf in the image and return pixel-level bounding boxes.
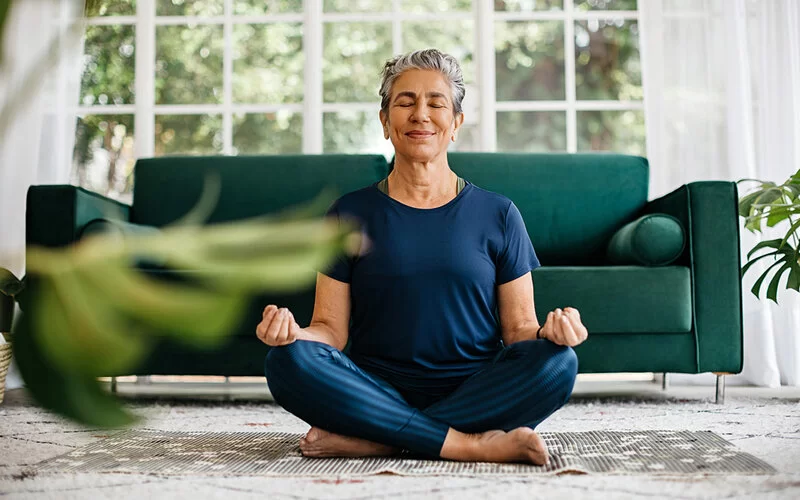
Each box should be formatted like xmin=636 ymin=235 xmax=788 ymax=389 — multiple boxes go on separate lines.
xmin=13 ymin=311 xmax=139 ymax=428
xmin=746 ymin=239 xmax=785 ymax=259
xmin=167 ymin=241 xmax=342 ymax=293
xmin=0 ymin=267 xmax=22 ymax=296
xmin=750 ymin=259 xmax=786 ymax=299
xmin=738 ymin=191 xmax=763 ymax=217
xmin=787 ymin=261 xmax=800 ymax=292
xmin=766 ymin=262 xmax=792 ymax=304
xmin=0 ymin=0 xmax=10 ymax=67
xmin=754 ymin=187 xmax=783 ymax=204
xmin=740 ymin=250 xmax=781 ymax=279
xmin=778 ymin=218 xmax=800 ymax=249
xmin=80 ymin=263 xmax=249 ymax=348
xmin=166 ymin=171 xmax=221 ymax=228
xmin=766 ymin=202 xmax=793 ymax=228
xmin=33 ymin=273 xmax=150 ymax=376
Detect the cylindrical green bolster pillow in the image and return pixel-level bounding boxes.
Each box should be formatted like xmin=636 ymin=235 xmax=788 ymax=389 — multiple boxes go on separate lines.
xmin=606 ymin=214 xmax=686 ymax=266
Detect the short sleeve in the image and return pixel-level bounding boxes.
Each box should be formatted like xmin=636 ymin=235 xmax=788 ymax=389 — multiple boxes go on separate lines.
xmin=317 ymin=202 xmax=354 ymax=284
xmin=496 ymin=202 xmax=541 ymax=284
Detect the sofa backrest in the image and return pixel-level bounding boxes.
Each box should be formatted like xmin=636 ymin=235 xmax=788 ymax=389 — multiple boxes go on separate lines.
xmin=131 ymin=153 xmax=649 ymax=266
xmin=131 ymin=155 xmax=389 ymax=226
xmin=449 ymin=153 xmax=649 ymax=265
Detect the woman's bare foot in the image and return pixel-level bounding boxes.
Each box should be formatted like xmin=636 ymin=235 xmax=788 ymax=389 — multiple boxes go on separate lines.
xmin=299 ymin=427 xmax=401 ymax=458
xmin=441 ymin=427 xmax=549 ymax=465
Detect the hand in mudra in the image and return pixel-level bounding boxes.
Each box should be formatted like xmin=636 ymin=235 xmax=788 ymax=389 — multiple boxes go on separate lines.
xmin=256 ymin=305 xmax=303 ymax=346
xmin=540 ymin=307 xmax=588 ymax=347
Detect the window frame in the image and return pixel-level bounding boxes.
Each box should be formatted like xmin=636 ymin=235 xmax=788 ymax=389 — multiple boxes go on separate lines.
xmin=77 ymin=0 xmax=643 ymax=158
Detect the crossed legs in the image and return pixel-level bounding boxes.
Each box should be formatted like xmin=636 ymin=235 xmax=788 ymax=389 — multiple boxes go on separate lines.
xmin=264 ymin=339 xmax=578 ymax=464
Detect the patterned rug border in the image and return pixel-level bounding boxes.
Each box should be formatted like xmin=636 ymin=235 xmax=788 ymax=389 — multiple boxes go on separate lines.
xmin=36 ymin=429 xmax=778 ymax=478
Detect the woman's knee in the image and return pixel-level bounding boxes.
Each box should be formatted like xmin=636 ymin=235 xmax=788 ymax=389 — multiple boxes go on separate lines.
xmin=263 ymin=339 xmax=335 ymax=386
xmin=515 ymin=341 xmax=579 ymax=393
xmin=546 ymin=344 xmax=579 ymax=401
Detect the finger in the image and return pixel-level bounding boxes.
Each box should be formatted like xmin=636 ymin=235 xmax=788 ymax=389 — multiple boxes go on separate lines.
xmin=276 ymin=309 xmax=291 ymax=345
xmin=554 ymin=309 xmax=567 ymax=345
xmin=257 ymin=307 xmax=279 ymax=341
xmin=286 ymin=311 xmax=298 ymax=342
xmin=544 ymin=311 xmax=555 ymax=340
xmin=559 ymin=313 xmax=579 ymax=346
xmin=549 ymin=310 xmax=562 ymax=344
xmin=564 ymin=308 xmax=582 ymax=324
xmin=263 ymin=304 xmax=278 ymax=319
xmin=287 ymin=312 xmax=300 ymax=341
xmin=563 ymin=309 xmax=588 ymax=341
xmin=568 ymin=314 xmax=587 ymax=341
xmin=263 ymin=306 xmax=279 ymax=326
xmin=265 ymin=308 xmax=286 ymax=344
xmin=256 ymin=322 xmax=268 ymax=342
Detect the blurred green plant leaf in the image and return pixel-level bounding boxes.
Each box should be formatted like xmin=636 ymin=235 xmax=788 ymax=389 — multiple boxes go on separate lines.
xmin=34 ymin=273 xmax=150 ymax=376
xmin=0 ymin=267 xmax=23 ymax=296
xmin=16 ymin=189 xmax=358 ymax=428
xmin=0 ymin=0 xmax=10 ymax=67
xmin=166 ymin=171 xmax=222 ymax=229
xmin=80 ymin=262 xmax=248 ymax=348
xmin=14 ymin=309 xmax=139 ymax=428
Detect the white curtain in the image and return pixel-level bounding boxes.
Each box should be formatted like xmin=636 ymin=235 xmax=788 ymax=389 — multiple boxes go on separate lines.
xmin=0 ymin=0 xmax=84 ymax=389
xmin=640 ymin=0 xmax=800 ymax=386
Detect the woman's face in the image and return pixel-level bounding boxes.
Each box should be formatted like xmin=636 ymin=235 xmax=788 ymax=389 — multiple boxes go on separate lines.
xmin=380 ymin=69 xmax=464 ymax=163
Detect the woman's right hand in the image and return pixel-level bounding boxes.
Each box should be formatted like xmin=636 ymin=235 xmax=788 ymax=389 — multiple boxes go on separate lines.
xmin=256 ymin=305 xmax=302 ymax=346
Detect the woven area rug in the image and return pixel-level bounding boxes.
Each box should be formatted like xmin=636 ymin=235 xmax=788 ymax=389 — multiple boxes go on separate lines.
xmin=36 ymin=429 xmax=777 ymax=477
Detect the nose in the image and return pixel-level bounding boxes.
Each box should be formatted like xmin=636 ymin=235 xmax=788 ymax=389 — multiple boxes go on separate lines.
xmin=410 ymin=101 xmax=430 ymax=122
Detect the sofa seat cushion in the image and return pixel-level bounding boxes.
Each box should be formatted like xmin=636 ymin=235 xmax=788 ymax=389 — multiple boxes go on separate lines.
xmin=606 ymin=214 xmax=686 ymax=266
xmin=531 ymin=265 xmax=692 ymax=334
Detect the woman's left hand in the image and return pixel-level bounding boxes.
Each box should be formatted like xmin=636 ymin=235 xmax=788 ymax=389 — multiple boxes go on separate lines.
xmin=541 ymin=307 xmax=588 ymax=347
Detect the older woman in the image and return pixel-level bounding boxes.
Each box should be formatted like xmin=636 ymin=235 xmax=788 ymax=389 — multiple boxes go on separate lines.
xmin=258 ymin=49 xmax=587 ymax=465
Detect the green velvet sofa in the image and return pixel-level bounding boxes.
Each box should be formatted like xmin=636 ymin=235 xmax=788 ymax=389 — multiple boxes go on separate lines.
xmin=25 ymin=153 xmax=743 ymax=401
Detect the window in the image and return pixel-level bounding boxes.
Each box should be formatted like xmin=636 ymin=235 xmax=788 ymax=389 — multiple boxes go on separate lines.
xmin=75 ymin=0 xmax=643 ymax=202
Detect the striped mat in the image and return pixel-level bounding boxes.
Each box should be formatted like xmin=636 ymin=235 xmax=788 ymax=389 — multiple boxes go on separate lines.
xmin=36 ymin=429 xmax=776 ymax=477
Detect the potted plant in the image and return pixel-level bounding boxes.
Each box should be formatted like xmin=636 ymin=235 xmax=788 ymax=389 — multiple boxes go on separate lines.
xmin=0 ymin=268 xmax=24 ymax=334
xmin=738 ymin=169 xmax=800 ymax=304
xmin=0 ymin=268 xmax=24 ymax=403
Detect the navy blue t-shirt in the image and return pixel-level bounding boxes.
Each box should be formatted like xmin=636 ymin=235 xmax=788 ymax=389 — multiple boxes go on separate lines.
xmin=321 ymin=180 xmax=540 ymax=395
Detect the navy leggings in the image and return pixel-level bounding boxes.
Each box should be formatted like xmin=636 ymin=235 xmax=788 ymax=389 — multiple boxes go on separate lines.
xmin=264 ymin=339 xmax=578 ymax=458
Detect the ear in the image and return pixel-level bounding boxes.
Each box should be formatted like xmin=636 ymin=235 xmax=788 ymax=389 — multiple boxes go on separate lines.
xmin=451 ymin=112 xmax=465 ymax=140
xmin=379 ymin=110 xmax=389 ymax=140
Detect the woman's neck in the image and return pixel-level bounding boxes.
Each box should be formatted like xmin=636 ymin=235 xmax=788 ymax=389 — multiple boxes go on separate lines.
xmin=388 ymin=157 xmax=458 ymax=209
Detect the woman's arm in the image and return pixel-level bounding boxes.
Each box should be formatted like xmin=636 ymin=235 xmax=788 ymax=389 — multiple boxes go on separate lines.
xmin=497 ymin=272 xmax=588 ymax=347
xmin=295 ymin=272 xmax=351 ymax=351
xmin=497 ymin=272 xmax=541 ymax=345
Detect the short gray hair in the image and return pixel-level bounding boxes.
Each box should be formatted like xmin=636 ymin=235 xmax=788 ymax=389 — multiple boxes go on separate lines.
xmin=379 ymin=49 xmax=466 ymax=117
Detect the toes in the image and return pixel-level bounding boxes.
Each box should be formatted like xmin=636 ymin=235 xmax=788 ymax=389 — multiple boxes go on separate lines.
xmin=306 ymin=426 xmax=329 ymax=442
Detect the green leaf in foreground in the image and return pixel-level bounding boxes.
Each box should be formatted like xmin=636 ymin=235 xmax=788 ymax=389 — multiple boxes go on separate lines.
xmin=17 ymin=189 xmax=359 ymax=428
xmin=13 ymin=310 xmax=139 ymax=428
xmin=0 ymin=267 xmax=22 ymax=296
xmin=33 ymin=274 xmax=150 ymax=376
xmin=80 ymin=263 xmax=249 ymax=348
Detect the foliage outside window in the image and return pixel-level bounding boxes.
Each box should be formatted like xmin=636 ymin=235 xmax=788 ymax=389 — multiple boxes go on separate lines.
xmin=75 ymin=0 xmax=643 ymax=203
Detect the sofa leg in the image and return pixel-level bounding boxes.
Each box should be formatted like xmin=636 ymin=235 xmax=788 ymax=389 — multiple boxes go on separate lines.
xmin=715 ymin=374 xmax=725 ymax=404
xmin=110 ymin=377 xmax=117 ymax=394
xmin=662 ymin=372 xmax=669 ymax=390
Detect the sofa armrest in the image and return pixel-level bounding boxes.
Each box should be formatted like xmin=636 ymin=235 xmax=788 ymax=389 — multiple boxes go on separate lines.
xmin=26 ymin=185 xmax=130 ymax=249
xmin=641 ymin=181 xmax=743 ymax=373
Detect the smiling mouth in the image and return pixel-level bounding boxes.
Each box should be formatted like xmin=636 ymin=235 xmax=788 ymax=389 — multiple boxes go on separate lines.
xmin=406 ymin=132 xmax=435 ymax=139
